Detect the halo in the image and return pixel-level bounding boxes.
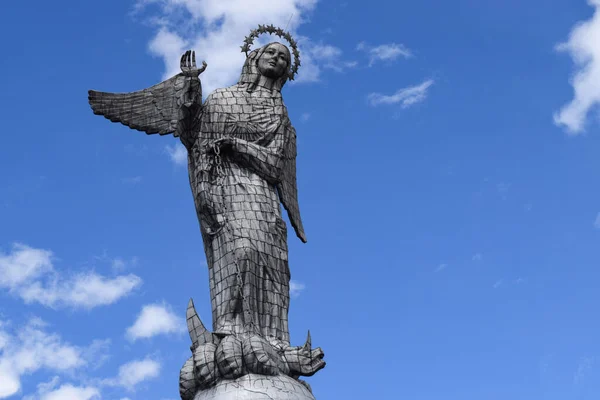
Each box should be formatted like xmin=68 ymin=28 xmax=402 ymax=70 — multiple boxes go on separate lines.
xmin=241 ymin=24 xmax=301 ymax=80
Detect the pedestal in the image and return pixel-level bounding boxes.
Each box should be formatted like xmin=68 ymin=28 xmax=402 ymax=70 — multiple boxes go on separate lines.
xmin=193 ymin=374 xmax=315 ymax=400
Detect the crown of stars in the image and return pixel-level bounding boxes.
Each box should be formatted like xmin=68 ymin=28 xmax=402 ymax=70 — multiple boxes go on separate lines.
xmin=241 ymin=24 xmax=301 ymax=80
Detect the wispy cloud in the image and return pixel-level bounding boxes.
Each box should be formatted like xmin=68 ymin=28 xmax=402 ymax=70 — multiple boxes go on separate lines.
xmin=435 ymin=263 xmax=447 ymax=272
xmin=41 ymin=384 xmax=100 ymax=400
xmin=493 ymin=278 xmax=526 ymax=289
xmin=554 ymin=0 xmax=600 ymax=134
xmin=18 ymin=273 xmax=142 ymax=310
xmin=368 ymin=79 xmax=434 ymax=108
xmin=357 ymin=41 xmax=412 ymax=66
xmin=574 ymin=355 xmax=594 ymax=385
xmin=594 ymin=212 xmax=600 ymax=228
xmin=126 ymin=303 xmax=186 ymax=341
xmin=23 ymin=377 xmax=100 ymax=400
xmin=290 ymin=280 xmax=305 ymax=297
xmin=165 ymin=143 xmax=188 ymax=166
xmin=111 ymin=256 xmax=139 ymax=273
xmin=121 ymin=176 xmax=143 ymax=185
xmin=472 ymin=253 xmax=483 ymax=262
xmin=0 ymin=318 xmax=96 ymax=398
xmin=300 ymin=42 xmax=356 ymax=75
xmin=103 ymin=358 xmax=161 ymax=390
xmin=0 ymin=243 xmax=141 ymax=310
xmin=540 ymin=354 xmax=553 ymax=375
xmin=133 ymin=0 xmax=349 ymax=95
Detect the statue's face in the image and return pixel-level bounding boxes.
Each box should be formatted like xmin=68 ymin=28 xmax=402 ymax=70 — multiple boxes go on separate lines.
xmin=257 ymin=43 xmax=290 ymax=79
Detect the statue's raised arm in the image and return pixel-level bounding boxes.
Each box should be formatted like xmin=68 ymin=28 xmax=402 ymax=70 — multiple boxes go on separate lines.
xmin=88 ymin=50 xmax=206 ymax=146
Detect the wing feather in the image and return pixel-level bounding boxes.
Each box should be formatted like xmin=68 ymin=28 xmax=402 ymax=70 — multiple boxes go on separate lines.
xmin=88 ymin=74 xmax=195 ymax=135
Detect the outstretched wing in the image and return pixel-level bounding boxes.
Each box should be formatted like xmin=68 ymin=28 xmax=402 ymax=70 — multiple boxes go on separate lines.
xmin=277 ymin=123 xmax=307 ymax=243
xmin=88 ymin=73 xmax=196 ymax=136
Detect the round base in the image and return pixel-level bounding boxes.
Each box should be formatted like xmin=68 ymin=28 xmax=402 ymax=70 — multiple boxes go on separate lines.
xmin=193 ymin=374 xmax=315 ymax=400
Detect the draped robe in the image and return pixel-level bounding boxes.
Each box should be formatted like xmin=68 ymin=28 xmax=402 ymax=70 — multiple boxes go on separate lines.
xmin=187 ymin=83 xmax=301 ymax=344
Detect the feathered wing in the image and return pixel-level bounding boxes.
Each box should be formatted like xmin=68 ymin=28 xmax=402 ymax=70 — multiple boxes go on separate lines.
xmin=88 ymin=73 xmax=199 ymax=136
xmin=277 ymin=124 xmax=307 ymax=243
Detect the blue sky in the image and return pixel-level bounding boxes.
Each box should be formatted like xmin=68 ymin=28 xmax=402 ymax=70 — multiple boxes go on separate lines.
xmin=2 ymin=0 xmax=600 ymax=399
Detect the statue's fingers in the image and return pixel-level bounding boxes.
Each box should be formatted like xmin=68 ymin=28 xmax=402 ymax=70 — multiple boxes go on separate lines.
xmin=192 ymin=51 xmax=196 ymax=68
xmin=180 ymin=53 xmax=186 ymax=70
xmin=187 ymin=50 xmax=192 ymax=68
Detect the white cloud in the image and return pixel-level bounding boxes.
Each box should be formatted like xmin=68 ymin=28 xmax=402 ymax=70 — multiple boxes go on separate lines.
xmin=165 ymin=143 xmax=188 ymax=166
xmin=133 ymin=0 xmax=350 ymax=95
xmin=493 ymin=279 xmax=503 ymax=289
xmin=104 ymin=358 xmax=161 ymax=389
xmin=121 ymin=176 xmax=143 ymax=185
xmin=357 ymin=41 xmax=412 ymax=66
xmin=126 ymin=303 xmax=186 ymax=341
xmin=290 ymin=280 xmax=305 ymax=297
xmin=0 ymin=319 xmax=93 ymax=398
xmin=574 ymin=355 xmax=594 ymax=385
xmin=368 ymin=79 xmax=434 ymax=108
xmin=0 ymin=365 xmax=19 ymax=398
xmin=0 ymin=243 xmax=142 ymax=310
xmin=118 ymin=358 xmax=160 ymax=388
xmin=554 ymin=0 xmax=600 ymax=134
xmin=23 ymin=377 xmax=101 ymax=400
xmin=435 ymin=263 xmax=447 ymax=272
xmin=83 ymin=339 xmax=112 ymax=371
xmin=472 ymin=253 xmax=483 ymax=262
xmin=111 ymin=256 xmax=139 ymax=272
xmin=594 ymin=212 xmax=600 ymax=228
xmin=112 ymin=258 xmax=126 ymax=270
xmin=18 ymin=273 xmax=142 ymax=310
xmin=41 ymin=385 xmax=100 ymax=400
xmin=0 ymin=243 xmax=53 ymax=288
xmin=39 ymin=382 xmax=100 ymax=400
xmin=299 ymin=42 xmax=356 ymax=76
xmin=22 ymin=376 xmax=57 ymax=400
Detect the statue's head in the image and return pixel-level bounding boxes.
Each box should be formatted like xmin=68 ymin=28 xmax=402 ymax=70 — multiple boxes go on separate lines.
xmin=257 ymin=42 xmax=291 ymax=79
xmin=238 ymin=42 xmax=292 ymax=92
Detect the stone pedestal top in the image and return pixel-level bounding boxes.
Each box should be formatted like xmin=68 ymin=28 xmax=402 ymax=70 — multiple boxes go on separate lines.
xmin=193 ymin=374 xmax=315 ymax=400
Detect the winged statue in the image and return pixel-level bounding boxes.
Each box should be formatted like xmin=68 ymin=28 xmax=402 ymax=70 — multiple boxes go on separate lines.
xmin=88 ymin=29 xmax=324 ymax=399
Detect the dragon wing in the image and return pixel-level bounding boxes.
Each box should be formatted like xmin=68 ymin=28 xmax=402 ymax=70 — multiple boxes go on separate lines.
xmin=277 ymin=123 xmax=307 ymax=243
xmin=88 ymin=73 xmax=197 ymax=136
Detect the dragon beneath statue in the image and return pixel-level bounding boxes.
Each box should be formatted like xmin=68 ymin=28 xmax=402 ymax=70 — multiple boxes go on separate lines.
xmin=179 ymin=299 xmax=325 ymax=400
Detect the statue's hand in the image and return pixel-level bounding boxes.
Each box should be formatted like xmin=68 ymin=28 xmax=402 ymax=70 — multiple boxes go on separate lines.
xmin=180 ymin=50 xmax=207 ymax=78
xmin=211 ymin=137 xmax=235 ymax=153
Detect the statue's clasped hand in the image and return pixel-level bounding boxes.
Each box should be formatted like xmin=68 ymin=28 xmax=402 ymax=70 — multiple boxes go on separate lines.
xmin=180 ymin=50 xmax=207 ymax=78
xmin=211 ymin=137 xmax=235 ymax=154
